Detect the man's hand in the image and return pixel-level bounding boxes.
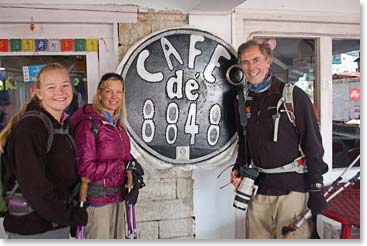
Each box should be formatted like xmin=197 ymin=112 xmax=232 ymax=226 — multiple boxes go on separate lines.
xmin=230 ymin=169 xmax=242 ymax=191
xmin=307 ymin=190 xmax=328 ymax=216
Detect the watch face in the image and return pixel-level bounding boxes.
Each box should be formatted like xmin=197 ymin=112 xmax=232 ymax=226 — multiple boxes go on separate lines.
xmin=311 ymin=183 xmax=322 ymax=189
xmin=117 ymin=27 xmax=238 ymax=165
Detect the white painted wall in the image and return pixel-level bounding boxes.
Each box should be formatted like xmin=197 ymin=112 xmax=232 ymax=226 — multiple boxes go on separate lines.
xmin=192 ymin=167 xmax=237 ymax=239
xmin=189 ymin=12 xmax=232 ymax=44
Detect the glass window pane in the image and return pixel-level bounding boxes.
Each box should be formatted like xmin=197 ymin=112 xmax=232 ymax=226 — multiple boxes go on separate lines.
xmin=332 ymin=40 xmax=360 ymax=168
xmin=255 ymin=37 xmax=316 ymax=102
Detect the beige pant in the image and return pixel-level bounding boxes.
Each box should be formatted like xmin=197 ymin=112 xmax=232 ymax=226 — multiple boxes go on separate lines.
xmin=246 ymin=191 xmax=314 ymax=239
xmin=85 ymin=202 xmax=126 ymax=239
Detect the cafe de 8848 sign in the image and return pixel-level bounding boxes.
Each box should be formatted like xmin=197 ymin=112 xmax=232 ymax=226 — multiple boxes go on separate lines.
xmin=117 ymin=28 xmax=237 ymax=165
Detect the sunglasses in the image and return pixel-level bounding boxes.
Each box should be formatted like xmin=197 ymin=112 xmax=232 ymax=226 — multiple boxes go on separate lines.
xmin=98 ymin=73 xmax=124 ymax=88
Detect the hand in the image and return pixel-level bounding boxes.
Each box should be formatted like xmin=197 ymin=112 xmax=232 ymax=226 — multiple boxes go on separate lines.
xmin=122 ymin=185 xmax=139 ymax=205
xmin=71 ymin=206 xmax=88 ymax=226
xmin=230 ymin=170 xmax=242 ymax=191
xmin=307 ymin=190 xmax=328 ymax=216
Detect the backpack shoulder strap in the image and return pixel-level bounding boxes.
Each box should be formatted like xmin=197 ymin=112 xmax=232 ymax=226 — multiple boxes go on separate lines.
xmin=88 ymin=116 xmax=99 ymax=144
xmin=282 ymin=83 xmax=296 ymax=126
xmin=71 ymin=117 xmax=99 ymax=144
xmin=273 ymin=83 xmax=296 ymax=142
xmin=280 ymin=83 xmax=305 ymax=157
xmin=19 ymin=110 xmax=54 ymax=153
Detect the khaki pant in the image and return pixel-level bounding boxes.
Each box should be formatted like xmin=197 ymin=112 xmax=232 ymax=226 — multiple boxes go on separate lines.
xmin=246 ymin=191 xmax=314 ymax=239
xmin=85 ymin=202 xmax=126 ymax=239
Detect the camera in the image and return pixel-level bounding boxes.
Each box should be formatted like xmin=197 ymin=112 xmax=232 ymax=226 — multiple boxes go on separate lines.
xmin=233 ymin=167 xmax=259 ymax=211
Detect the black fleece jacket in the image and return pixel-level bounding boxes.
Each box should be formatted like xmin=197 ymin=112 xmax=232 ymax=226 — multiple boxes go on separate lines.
xmin=2 ymin=101 xmax=87 ymax=235
xmin=234 ymin=77 xmax=329 ymax=195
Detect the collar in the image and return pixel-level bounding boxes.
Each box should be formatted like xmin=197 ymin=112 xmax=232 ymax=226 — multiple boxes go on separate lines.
xmin=247 ymin=76 xmax=283 ymax=98
xmin=102 ymin=110 xmax=121 ymax=126
xmin=61 ymin=112 xmax=69 ymax=124
xmin=247 ymin=71 xmax=273 ymax=93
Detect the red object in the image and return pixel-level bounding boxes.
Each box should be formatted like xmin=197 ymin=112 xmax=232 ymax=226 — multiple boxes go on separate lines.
xmin=30 ymin=85 xmax=37 ymax=96
xmin=297 ymin=157 xmax=305 ymax=166
xmin=350 ymin=88 xmax=360 ymax=101
xmin=322 ymin=182 xmax=360 ymax=239
xmin=0 ymin=39 xmax=9 ymax=52
xmin=61 ymin=39 xmax=74 ymax=51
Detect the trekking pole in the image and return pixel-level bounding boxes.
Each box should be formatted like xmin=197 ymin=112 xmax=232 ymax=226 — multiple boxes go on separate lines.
xmin=125 ymin=169 xmax=137 ymax=239
xmin=131 ymin=204 xmax=137 ymax=239
xmin=323 ymin=154 xmax=360 ymax=198
xmin=126 ymin=203 xmax=132 ymax=239
xmin=126 ymin=202 xmax=137 ymax=239
xmin=282 ymin=171 xmax=360 ymax=239
xmin=76 ymin=177 xmax=90 ymax=239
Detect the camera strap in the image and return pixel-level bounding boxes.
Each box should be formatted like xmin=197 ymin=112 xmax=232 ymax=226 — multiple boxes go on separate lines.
xmin=237 ymin=87 xmax=249 ymax=138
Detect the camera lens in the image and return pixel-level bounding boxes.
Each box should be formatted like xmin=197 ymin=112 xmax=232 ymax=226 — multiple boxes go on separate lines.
xmin=226 ymin=65 xmax=245 ymax=86
xmin=233 ymin=170 xmax=258 ymax=211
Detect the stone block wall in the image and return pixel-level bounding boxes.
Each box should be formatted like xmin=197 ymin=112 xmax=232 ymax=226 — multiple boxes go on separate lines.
xmin=118 ymin=9 xmax=193 ymax=239
xmin=118 ymin=9 xmax=188 ymax=62
xmin=135 ymin=167 xmax=195 ymax=239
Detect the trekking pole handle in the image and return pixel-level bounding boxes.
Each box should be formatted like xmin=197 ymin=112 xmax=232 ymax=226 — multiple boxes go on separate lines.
xmin=126 ymin=170 xmax=134 ymax=191
xmin=79 ymin=177 xmax=90 ymax=207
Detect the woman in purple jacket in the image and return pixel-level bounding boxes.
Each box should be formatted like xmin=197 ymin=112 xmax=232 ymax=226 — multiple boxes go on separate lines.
xmin=70 ymin=73 xmax=133 ymax=239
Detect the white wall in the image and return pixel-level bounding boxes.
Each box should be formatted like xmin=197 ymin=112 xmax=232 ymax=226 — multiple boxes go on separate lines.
xmin=192 ymin=167 xmax=237 ymax=239
xmin=189 ymin=12 xmax=232 ymax=44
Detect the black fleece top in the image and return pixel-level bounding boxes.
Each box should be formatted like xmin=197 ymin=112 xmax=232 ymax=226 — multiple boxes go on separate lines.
xmin=234 ymin=77 xmax=328 ymax=195
xmin=2 ymin=101 xmax=87 ymax=235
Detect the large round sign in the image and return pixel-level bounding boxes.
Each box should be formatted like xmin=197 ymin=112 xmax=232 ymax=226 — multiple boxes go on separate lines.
xmin=117 ymin=27 xmax=238 ymax=165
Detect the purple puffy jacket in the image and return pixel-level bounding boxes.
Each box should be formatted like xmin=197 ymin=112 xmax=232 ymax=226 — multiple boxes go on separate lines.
xmin=70 ymin=104 xmax=133 ymax=206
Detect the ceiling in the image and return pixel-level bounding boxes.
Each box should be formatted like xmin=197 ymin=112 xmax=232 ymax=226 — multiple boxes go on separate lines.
xmin=0 ymin=0 xmax=247 ymax=12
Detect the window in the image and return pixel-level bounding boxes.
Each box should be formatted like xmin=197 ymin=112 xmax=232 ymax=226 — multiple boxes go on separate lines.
xmin=331 ymin=40 xmax=360 ymax=168
xmin=255 ymin=37 xmax=316 ymax=102
xmin=0 ymin=55 xmax=87 ymax=129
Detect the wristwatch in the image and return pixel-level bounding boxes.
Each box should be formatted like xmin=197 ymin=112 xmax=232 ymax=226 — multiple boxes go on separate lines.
xmin=309 ymin=182 xmax=323 ymax=191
